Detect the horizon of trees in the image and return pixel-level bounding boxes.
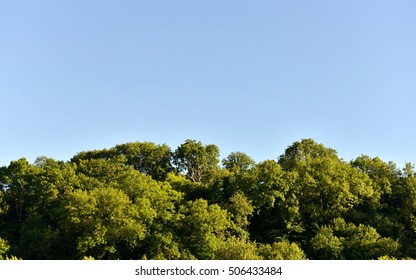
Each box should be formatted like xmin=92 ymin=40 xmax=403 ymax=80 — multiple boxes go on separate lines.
xmin=1 ymin=138 xmax=415 ymax=260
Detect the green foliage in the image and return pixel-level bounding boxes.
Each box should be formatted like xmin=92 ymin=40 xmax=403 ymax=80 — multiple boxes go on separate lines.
xmin=166 ymin=172 xmax=216 ymax=202
xmin=16 ymin=214 xmax=59 ymax=259
xmin=258 ymin=240 xmax=307 ymax=260
xmin=140 ymin=231 xmax=183 ymax=260
xmin=310 ymin=225 xmax=343 ymax=259
xmin=0 ymin=237 xmax=20 ymax=260
xmin=0 ymin=237 xmax=10 ymax=256
xmin=245 ymin=160 xmax=289 ymax=209
xmin=173 ymin=139 xmax=220 ymax=183
xmin=310 ymin=218 xmax=400 ymax=259
xmin=74 ymin=156 xmax=129 ymax=185
xmin=71 ymin=141 xmax=173 ymax=181
xmin=178 ymin=199 xmax=231 ymax=259
xmin=279 ymin=139 xmax=377 ymax=228
xmin=0 ymin=158 xmax=40 ymax=222
xmin=222 ymin=152 xmax=255 ymax=175
xmin=111 ymin=169 xmax=181 ymax=222
xmin=62 ymin=187 xmax=146 ymax=259
xmin=215 ymin=236 xmax=261 ymax=260
xmin=0 ymin=138 xmax=414 ymax=259
xmin=278 ymin=138 xmax=339 ymax=170
xmin=225 ymin=191 xmax=254 ymax=238
xmin=351 ymin=155 xmax=397 ymax=197
xmin=0 ymin=188 xmax=6 ymax=215
xmin=114 ymin=142 xmax=173 ymax=181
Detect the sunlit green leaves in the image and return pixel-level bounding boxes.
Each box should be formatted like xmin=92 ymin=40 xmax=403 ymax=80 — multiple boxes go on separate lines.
xmin=0 ymin=138 xmax=415 ymax=259
xmin=62 ymin=187 xmax=146 ymax=259
xmin=178 ymin=199 xmax=231 ymax=259
xmin=173 ymin=139 xmax=220 ymax=183
xmin=310 ymin=218 xmax=399 ymax=259
xmin=258 ymin=240 xmax=307 ymax=260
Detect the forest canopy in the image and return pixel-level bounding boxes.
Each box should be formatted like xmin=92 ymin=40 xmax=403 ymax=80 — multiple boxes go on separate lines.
xmin=0 ymin=139 xmax=415 ymax=260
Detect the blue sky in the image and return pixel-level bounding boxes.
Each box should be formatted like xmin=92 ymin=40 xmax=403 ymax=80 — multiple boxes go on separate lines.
xmin=1 ymin=0 xmax=415 ymax=168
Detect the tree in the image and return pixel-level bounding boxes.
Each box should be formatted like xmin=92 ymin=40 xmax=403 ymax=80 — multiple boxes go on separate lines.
xmin=166 ymin=172 xmax=216 ymax=203
xmin=110 ymin=168 xmax=184 ymax=259
xmin=173 ymin=139 xmax=220 ymax=183
xmin=0 ymin=237 xmax=10 ymax=257
xmin=222 ymin=152 xmax=255 ymax=175
xmin=178 ymin=199 xmax=231 ymax=259
xmin=310 ymin=218 xmax=400 ymax=259
xmin=0 ymin=187 xmax=6 ymax=215
xmin=219 ymin=153 xmax=254 ymax=200
xmin=224 ymin=191 xmax=254 ymax=238
xmin=61 ymin=187 xmax=146 ymax=259
xmin=310 ymin=225 xmax=343 ymax=259
xmin=244 ymin=160 xmax=292 ymax=209
xmin=71 ymin=142 xmax=174 ymax=181
xmin=74 ymin=156 xmax=129 ymax=185
xmin=30 ymin=157 xmax=79 ymax=218
xmin=278 ymin=138 xmax=339 ymax=170
xmin=241 ymin=160 xmax=303 ymax=243
xmin=111 ymin=169 xmax=182 ymax=224
xmin=70 ymin=148 xmax=117 ymax=163
xmin=16 ymin=214 xmax=59 ymax=259
xmin=114 ymin=142 xmax=173 ymax=181
xmin=258 ymin=240 xmax=307 ymax=260
xmin=350 ymin=155 xmax=403 ymax=237
xmin=215 ymin=236 xmax=261 ymax=260
xmin=0 ymin=138 xmax=414 ymax=260
xmin=278 ymin=139 xmax=377 ymax=228
xmin=394 ymin=163 xmax=416 ymax=258
xmin=0 ymin=158 xmax=39 ymax=223
xmin=351 ymin=155 xmax=398 ymax=198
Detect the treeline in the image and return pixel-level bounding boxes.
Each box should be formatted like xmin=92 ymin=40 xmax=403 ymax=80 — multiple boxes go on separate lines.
xmin=0 ymin=139 xmax=415 ymax=260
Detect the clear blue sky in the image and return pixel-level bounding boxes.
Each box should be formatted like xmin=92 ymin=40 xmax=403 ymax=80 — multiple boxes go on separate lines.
xmin=1 ymin=0 xmax=415 ymax=168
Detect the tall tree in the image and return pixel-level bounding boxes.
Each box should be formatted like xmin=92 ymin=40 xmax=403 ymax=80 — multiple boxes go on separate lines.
xmin=173 ymin=139 xmax=220 ymax=183
xmin=245 ymin=160 xmax=302 ymax=243
xmin=61 ymin=187 xmax=146 ymax=259
xmin=351 ymin=155 xmax=398 ymax=197
xmin=178 ymin=199 xmax=231 ymax=259
xmin=278 ymin=139 xmax=377 ymax=228
xmin=0 ymin=158 xmax=39 ymax=223
xmin=350 ymin=155 xmax=403 ymax=237
xmin=395 ymin=163 xmax=416 ymax=257
xmin=258 ymin=240 xmax=307 ymax=260
xmin=222 ymin=152 xmax=255 ymax=175
xmin=71 ymin=142 xmax=174 ymax=181
xmin=310 ymin=218 xmax=399 ymax=259
xmin=114 ymin=142 xmax=173 ymax=181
